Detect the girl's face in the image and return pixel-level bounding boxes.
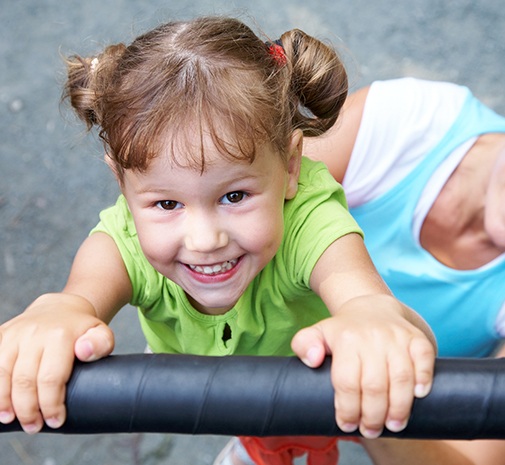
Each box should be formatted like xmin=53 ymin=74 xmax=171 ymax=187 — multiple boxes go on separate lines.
xmin=485 ymin=145 xmax=505 ymax=248
xmin=120 ymin=132 xmax=302 ymax=315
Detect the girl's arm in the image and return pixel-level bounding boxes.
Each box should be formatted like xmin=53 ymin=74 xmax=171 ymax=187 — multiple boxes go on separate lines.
xmin=291 ymin=233 xmax=436 ymax=439
xmin=0 ymin=232 xmax=132 ymax=433
xmin=64 ymin=232 xmax=132 ymax=324
xmin=303 ymin=86 xmax=370 ymax=182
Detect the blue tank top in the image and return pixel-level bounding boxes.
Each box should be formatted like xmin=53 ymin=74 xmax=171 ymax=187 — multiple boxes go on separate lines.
xmin=350 ymin=94 xmax=505 ymax=357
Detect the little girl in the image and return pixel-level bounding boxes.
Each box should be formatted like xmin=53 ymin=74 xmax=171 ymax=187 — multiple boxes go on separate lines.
xmin=0 ymin=16 xmax=436 ymax=465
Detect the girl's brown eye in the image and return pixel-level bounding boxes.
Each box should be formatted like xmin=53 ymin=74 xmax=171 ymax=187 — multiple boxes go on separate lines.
xmin=224 ymin=191 xmax=245 ymax=204
xmin=157 ymin=200 xmax=180 ymax=210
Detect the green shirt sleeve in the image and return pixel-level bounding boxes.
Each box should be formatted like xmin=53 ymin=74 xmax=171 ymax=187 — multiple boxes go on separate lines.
xmin=89 ymin=195 xmax=166 ymax=308
xmin=282 ymin=157 xmax=363 ymax=290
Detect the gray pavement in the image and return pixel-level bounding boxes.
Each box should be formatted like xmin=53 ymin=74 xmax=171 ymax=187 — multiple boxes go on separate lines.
xmin=1 ymin=1 xmax=504 ymax=464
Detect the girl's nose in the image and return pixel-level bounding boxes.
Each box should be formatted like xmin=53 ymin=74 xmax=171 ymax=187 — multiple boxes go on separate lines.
xmin=184 ymin=213 xmax=229 ymax=252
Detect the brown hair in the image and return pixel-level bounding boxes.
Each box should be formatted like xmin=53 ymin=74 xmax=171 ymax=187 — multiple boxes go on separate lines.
xmin=63 ymin=16 xmax=347 ymax=178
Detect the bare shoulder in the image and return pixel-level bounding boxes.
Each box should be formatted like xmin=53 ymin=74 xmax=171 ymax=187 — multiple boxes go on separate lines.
xmin=303 ymin=86 xmax=370 ymax=183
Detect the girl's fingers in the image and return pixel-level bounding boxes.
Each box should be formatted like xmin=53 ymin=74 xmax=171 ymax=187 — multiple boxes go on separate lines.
xmin=0 ymin=344 xmax=17 ymax=425
xmin=331 ymin=351 xmax=362 ymax=434
xmin=332 ymin=337 xmax=434 ymax=438
xmin=358 ymin=358 xmax=389 ymax=438
xmin=384 ymin=351 xmax=415 ymax=432
xmin=291 ymin=325 xmax=328 ymax=368
xmin=295 ymin=315 xmax=436 ymax=440
xmin=37 ymin=341 xmax=76 ymax=429
xmin=74 ymin=325 xmax=115 ymax=362
xmin=10 ymin=347 xmax=44 ymax=434
xmin=410 ymin=337 xmax=436 ymax=398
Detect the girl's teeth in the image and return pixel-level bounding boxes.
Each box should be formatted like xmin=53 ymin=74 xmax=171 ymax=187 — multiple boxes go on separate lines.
xmin=189 ymin=259 xmax=237 ymax=275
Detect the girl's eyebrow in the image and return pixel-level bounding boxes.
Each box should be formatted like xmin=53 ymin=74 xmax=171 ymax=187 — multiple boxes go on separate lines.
xmin=133 ymin=171 xmax=262 ymax=196
xmin=135 ymin=186 xmax=173 ymax=195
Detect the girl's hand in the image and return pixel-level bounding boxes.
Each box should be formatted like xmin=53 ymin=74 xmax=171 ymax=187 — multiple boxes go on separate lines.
xmin=291 ymin=294 xmax=435 ymax=439
xmin=0 ymin=293 xmax=114 ymax=433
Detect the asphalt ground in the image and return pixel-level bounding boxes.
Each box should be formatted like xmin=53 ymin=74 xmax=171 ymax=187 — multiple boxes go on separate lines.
xmin=1 ymin=1 xmax=504 ymax=464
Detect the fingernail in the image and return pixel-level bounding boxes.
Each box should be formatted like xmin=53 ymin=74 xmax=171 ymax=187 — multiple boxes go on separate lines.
xmin=386 ymin=419 xmax=407 ymax=433
xmin=45 ymin=416 xmax=64 ymax=429
xmin=79 ymin=340 xmax=96 ymax=361
xmin=304 ymin=346 xmax=319 ymax=367
xmin=22 ymin=423 xmax=40 ymax=434
xmin=362 ymin=428 xmax=383 ymax=439
xmin=0 ymin=411 xmax=13 ymax=424
xmin=339 ymin=423 xmax=358 ymax=433
xmin=415 ymin=383 xmax=430 ymax=398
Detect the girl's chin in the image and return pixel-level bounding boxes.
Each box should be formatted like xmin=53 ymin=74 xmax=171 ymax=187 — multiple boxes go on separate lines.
xmin=187 ymin=296 xmax=238 ymax=315
xmin=184 ymin=283 xmax=246 ymax=315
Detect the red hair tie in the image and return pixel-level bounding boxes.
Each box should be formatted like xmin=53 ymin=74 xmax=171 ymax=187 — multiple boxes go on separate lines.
xmin=267 ymin=40 xmax=287 ymax=66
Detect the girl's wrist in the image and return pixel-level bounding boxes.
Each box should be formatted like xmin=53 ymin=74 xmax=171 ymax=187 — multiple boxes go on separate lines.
xmin=27 ymin=292 xmax=98 ymax=317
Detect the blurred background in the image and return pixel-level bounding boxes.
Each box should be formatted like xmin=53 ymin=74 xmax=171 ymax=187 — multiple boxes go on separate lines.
xmin=1 ymin=1 xmax=504 ymax=464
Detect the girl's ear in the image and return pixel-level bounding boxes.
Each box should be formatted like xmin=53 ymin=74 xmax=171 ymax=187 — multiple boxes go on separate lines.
xmin=285 ymin=129 xmax=303 ymax=200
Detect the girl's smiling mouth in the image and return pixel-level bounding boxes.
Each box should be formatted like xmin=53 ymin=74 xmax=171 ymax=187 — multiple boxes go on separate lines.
xmin=186 ymin=258 xmax=239 ymax=276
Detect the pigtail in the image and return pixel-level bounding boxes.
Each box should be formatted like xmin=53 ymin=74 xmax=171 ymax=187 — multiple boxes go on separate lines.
xmin=280 ymin=29 xmax=348 ymax=136
xmin=62 ymin=44 xmax=126 ymax=130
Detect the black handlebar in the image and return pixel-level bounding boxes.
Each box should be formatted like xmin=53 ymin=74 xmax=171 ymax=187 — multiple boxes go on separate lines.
xmin=1 ymin=355 xmax=504 ymax=439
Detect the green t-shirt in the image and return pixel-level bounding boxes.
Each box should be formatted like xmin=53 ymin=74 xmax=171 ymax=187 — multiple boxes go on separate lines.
xmin=91 ymin=157 xmax=362 ymax=356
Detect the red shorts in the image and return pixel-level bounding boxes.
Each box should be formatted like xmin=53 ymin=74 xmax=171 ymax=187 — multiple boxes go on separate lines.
xmin=239 ymin=436 xmax=359 ymax=465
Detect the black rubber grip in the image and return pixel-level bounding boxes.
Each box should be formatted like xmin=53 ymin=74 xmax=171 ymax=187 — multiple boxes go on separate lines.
xmin=1 ymin=354 xmax=504 ymax=438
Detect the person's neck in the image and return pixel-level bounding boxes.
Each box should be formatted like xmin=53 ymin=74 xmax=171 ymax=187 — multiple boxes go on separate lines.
xmin=420 ymin=133 xmax=503 ymax=270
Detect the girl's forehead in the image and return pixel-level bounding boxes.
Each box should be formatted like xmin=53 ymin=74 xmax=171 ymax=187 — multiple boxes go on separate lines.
xmin=124 ymin=141 xmax=285 ymax=195
xmin=158 ymin=136 xmax=277 ymax=172
xmin=156 ymin=123 xmax=263 ymax=170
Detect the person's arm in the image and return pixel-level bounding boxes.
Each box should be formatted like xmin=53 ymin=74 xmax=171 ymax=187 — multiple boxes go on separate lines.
xmin=291 ymin=233 xmax=436 ymax=439
xmin=303 ymin=86 xmax=370 ymax=182
xmin=361 ymin=436 xmax=505 ymax=465
xmin=361 ymin=343 xmax=505 ymax=465
xmin=0 ymin=232 xmax=132 ymax=433
xmin=361 ymin=438 xmax=474 ymax=465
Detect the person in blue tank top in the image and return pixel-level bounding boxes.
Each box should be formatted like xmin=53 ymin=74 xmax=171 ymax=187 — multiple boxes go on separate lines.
xmin=305 ymin=77 xmax=505 ymax=465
